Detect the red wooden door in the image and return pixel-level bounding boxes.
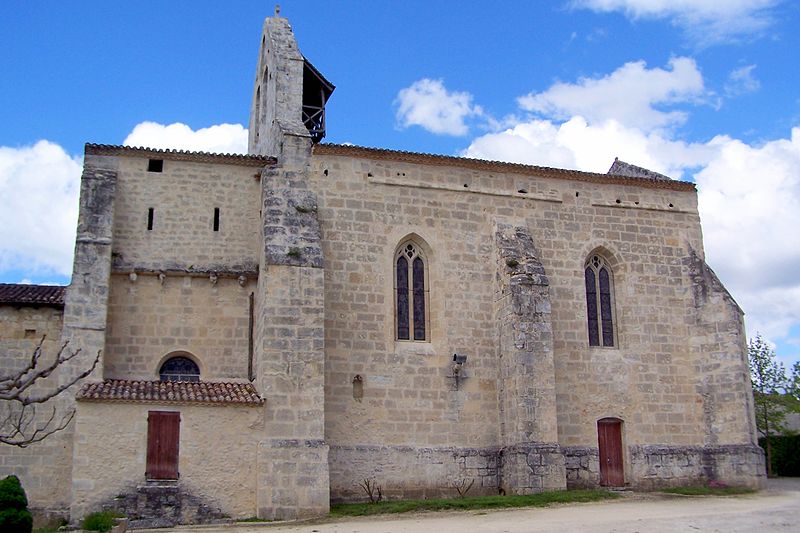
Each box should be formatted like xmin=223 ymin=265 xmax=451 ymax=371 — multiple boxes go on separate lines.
xmin=146 ymin=411 xmax=180 ymax=479
xmin=597 ymin=417 xmax=624 ymax=486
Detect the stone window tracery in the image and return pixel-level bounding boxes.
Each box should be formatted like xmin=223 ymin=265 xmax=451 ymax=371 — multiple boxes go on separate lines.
xmin=395 ymin=241 xmax=428 ymax=341
xmin=159 ymin=356 xmax=200 ymax=382
xmin=585 ymin=254 xmax=616 ymax=347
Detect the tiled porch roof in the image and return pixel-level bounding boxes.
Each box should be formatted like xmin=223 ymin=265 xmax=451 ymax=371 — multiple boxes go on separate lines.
xmin=0 ymin=283 xmax=66 ymax=306
xmin=77 ymin=379 xmax=264 ymax=406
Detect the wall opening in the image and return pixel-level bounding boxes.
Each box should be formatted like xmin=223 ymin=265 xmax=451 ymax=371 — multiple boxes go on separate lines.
xmin=146 ymin=411 xmax=180 ymax=480
xmin=147 ymin=208 xmax=154 ymax=231
xmin=597 ymin=417 xmax=624 ymax=486
xmin=147 ymin=159 xmax=164 ymax=173
xmin=213 ymin=207 xmax=220 ymax=232
xmin=159 ymin=356 xmax=200 ymax=382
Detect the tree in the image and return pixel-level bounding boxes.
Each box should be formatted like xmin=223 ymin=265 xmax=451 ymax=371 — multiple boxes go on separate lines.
xmin=748 ymin=333 xmax=799 ymax=476
xmin=0 ymin=337 xmax=100 ymax=447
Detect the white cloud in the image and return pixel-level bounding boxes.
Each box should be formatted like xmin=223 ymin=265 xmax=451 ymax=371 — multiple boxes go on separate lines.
xmin=0 ymin=141 xmax=82 ymax=278
xmin=395 ymin=79 xmax=482 ymax=136
xmin=0 ymin=122 xmax=250 ymax=282
xmin=572 ymin=0 xmax=781 ymax=45
xmin=517 ymin=57 xmax=705 ymax=132
xmin=464 ymin=61 xmax=800 ymax=357
xmin=464 ymin=116 xmax=712 ymax=177
xmin=123 ymin=122 xmax=248 ymax=154
xmin=725 ymin=64 xmax=761 ymax=96
xmin=695 ymin=129 xmax=800 ymax=327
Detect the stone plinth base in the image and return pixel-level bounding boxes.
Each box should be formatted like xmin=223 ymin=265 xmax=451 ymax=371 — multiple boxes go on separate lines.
xmin=564 ymin=443 xmax=766 ymax=490
xmin=500 ymin=442 xmax=566 ymax=494
xmin=329 ymin=444 xmax=500 ymax=502
xmin=630 ymin=444 xmax=766 ymax=490
xmin=257 ymin=439 xmax=330 ymax=520
xmin=563 ymin=446 xmax=600 ymax=489
xmin=88 ymin=481 xmax=229 ymax=529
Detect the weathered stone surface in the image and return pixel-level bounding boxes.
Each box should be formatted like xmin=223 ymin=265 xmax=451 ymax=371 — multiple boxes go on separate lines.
xmin=493 ymin=224 xmax=564 ymax=491
xmin=330 ymin=445 xmax=500 ymax=502
xmin=96 ymin=482 xmax=230 ymax=529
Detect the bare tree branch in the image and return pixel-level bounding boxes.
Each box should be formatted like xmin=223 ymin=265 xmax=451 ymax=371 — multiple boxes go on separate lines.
xmin=1 ymin=336 xmax=100 ymax=447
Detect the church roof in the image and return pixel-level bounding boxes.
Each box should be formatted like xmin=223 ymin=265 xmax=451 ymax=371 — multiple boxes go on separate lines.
xmin=607 ymin=158 xmax=672 ymax=181
xmin=85 ymin=144 xmax=276 ymax=167
xmin=77 ymin=379 xmax=264 ymax=406
xmin=314 ymin=144 xmax=696 ymax=191
xmin=0 ymin=283 xmax=66 ymax=306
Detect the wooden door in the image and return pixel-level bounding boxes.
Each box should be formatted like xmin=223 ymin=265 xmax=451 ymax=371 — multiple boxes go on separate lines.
xmin=597 ymin=417 xmax=624 ymax=486
xmin=146 ymin=411 xmax=180 ymax=480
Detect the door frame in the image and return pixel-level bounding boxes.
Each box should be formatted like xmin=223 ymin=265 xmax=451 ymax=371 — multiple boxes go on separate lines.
xmin=597 ymin=417 xmax=625 ymax=487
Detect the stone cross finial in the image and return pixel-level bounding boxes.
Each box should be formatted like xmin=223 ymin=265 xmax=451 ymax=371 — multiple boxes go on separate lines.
xmin=275 ymin=4 xmax=281 ymax=16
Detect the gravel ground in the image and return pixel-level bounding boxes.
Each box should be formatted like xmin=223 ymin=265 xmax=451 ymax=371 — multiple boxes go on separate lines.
xmin=141 ymin=479 xmax=800 ymax=533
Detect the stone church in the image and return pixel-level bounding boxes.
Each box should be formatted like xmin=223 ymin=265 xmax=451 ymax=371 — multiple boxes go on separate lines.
xmin=0 ymin=13 xmax=764 ymax=526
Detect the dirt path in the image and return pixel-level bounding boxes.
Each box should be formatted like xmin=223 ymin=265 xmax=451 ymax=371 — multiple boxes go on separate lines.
xmin=144 ymin=480 xmax=800 ymax=533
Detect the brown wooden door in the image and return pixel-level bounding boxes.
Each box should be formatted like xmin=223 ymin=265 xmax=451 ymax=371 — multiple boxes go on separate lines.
xmin=597 ymin=417 xmax=624 ymax=486
xmin=146 ymin=411 xmax=180 ymax=480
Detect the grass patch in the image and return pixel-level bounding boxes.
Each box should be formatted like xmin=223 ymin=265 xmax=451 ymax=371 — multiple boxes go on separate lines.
xmin=330 ymin=489 xmax=619 ymax=517
xmin=659 ymin=486 xmax=755 ymax=496
xmin=82 ymin=511 xmax=124 ymax=532
xmin=236 ymin=516 xmax=274 ymax=523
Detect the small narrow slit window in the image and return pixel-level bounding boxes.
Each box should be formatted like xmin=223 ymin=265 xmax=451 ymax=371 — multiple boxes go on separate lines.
xmin=147 ymin=159 xmax=163 ymax=173
xmin=213 ymin=207 xmax=220 ymax=232
xmin=147 ymin=208 xmax=154 ymax=231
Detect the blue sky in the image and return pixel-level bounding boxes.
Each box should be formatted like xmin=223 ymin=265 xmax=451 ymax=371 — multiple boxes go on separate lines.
xmin=1 ymin=1 xmax=799 ymax=370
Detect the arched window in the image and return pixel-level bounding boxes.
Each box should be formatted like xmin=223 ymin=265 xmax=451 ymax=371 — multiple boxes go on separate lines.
xmin=395 ymin=240 xmax=428 ymax=341
xmin=585 ymin=255 xmax=616 ymax=347
xmin=159 ymin=356 xmax=200 ymax=382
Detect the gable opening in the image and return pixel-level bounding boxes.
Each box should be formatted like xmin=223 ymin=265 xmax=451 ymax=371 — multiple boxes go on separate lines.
xmin=147 ymin=159 xmax=164 ymax=173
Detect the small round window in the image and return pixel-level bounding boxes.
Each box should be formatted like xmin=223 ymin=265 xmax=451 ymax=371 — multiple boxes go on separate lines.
xmin=159 ymin=356 xmax=200 ymax=382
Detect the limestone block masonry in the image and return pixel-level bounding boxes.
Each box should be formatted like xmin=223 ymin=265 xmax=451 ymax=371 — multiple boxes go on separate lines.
xmin=0 ymin=12 xmax=765 ymax=527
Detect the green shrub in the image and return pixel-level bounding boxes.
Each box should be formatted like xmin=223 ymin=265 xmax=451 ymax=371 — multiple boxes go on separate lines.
xmin=759 ymin=435 xmax=800 ymax=476
xmin=81 ymin=511 xmax=123 ymax=532
xmin=0 ymin=475 xmax=32 ymax=533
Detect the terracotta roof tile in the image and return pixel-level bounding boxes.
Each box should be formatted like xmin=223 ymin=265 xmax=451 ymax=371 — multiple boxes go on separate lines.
xmin=84 ymin=143 xmax=276 ymax=167
xmin=0 ymin=284 xmax=66 ymax=306
xmin=314 ymin=143 xmax=696 ymax=192
xmin=76 ymin=379 xmax=264 ymax=406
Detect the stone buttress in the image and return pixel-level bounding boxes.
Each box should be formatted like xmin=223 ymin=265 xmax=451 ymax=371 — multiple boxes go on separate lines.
xmin=494 ymin=224 xmax=566 ymax=492
xmin=250 ymin=15 xmax=330 ymax=519
xmin=63 ymin=154 xmax=117 ymax=519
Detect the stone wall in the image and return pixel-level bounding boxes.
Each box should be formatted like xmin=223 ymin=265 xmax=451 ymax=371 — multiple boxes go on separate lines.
xmin=563 ymin=446 xmax=600 ymax=489
xmin=564 ymin=444 xmax=765 ymax=489
xmin=685 ymin=250 xmax=760 ymax=448
xmin=329 ymin=445 xmax=499 ymax=502
xmin=311 ymin=148 xmax=757 ymax=491
xmin=252 ymin=146 xmax=329 ymax=519
xmin=104 ymin=274 xmax=254 ymax=381
xmin=0 ymin=304 xmax=71 ymax=521
xmin=70 ymin=402 xmax=263 ymax=523
xmin=110 ymin=156 xmax=261 ymax=274
xmin=629 ymin=444 xmax=765 ymax=489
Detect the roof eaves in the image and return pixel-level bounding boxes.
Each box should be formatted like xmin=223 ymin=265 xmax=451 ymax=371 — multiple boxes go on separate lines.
xmin=0 ymin=283 xmax=66 ymax=306
xmin=85 ymin=143 xmax=277 ymax=167
xmin=314 ymin=143 xmax=696 ymax=192
xmin=302 ymin=56 xmax=335 ymax=92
